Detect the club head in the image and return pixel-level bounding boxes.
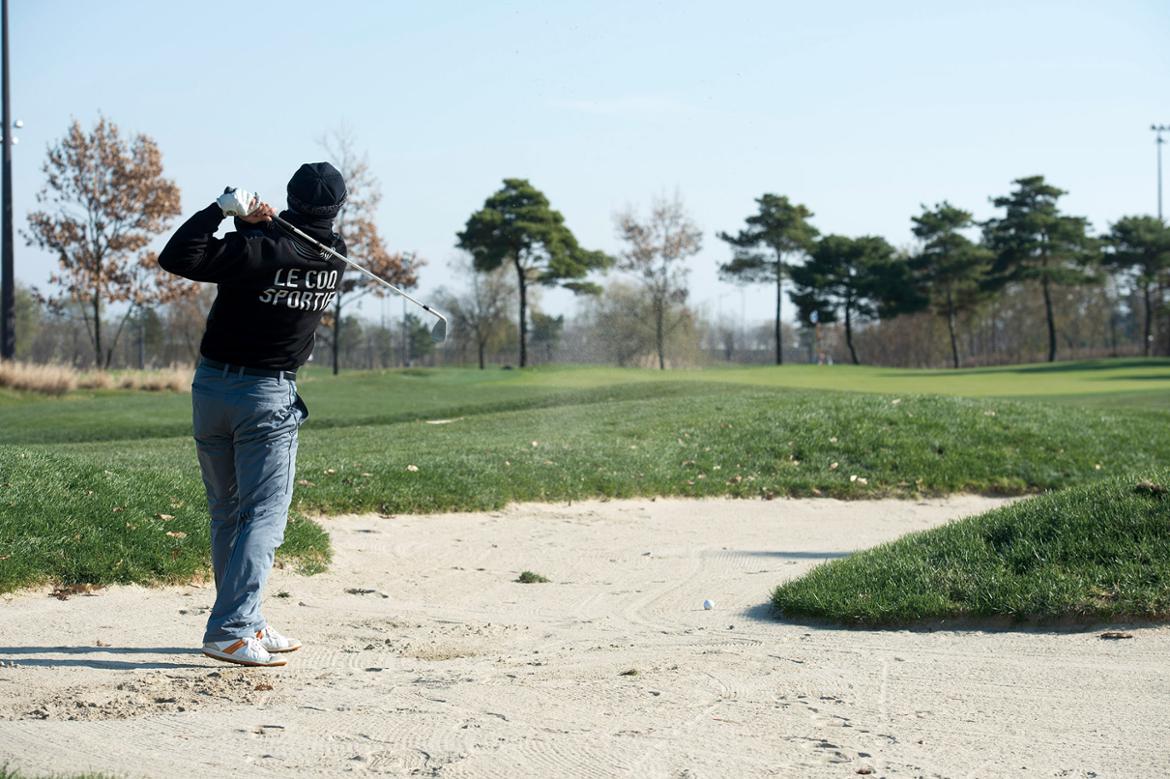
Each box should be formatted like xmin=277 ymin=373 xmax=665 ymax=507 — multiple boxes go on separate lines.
xmin=430 ymin=318 xmax=448 ymax=343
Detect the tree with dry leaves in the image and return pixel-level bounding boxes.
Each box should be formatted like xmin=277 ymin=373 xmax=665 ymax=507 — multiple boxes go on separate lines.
xmin=317 ymin=128 xmax=419 ymax=374
xmin=24 ymin=117 xmax=188 ymax=367
xmin=615 ymin=193 xmax=703 ymax=369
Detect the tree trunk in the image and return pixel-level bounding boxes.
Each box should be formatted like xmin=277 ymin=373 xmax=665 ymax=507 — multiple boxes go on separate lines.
xmin=1160 ymin=276 xmax=1170 ymax=355
xmin=332 ymin=297 xmax=342 ymax=375
xmin=1161 ymin=279 xmax=1169 ymax=356
xmin=478 ymin=338 xmax=485 ymax=370
xmin=946 ymin=289 xmax=959 ymax=369
xmin=138 ymin=314 xmax=146 ymax=370
xmin=1143 ymin=281 xmax=1152 ymax=357
xmin=774 ymin=268 xmax=783 ymax=365
xmin=845 ymin=302 xmax=859 ymax=365
xmin=93 ymin=295 xmax=103 ymax=369
xmin=1108 ymin=305 xmax=1119 ymax=358
xmin=515 ymin=259 xmax=528 ymax=368
xmin=989 ymin=298 xmax=999 ymax=357
xmin=1041 ymin=275 xmax=1057 ymax=362
xmin=656 ymin=302 xmax=665 ymax=370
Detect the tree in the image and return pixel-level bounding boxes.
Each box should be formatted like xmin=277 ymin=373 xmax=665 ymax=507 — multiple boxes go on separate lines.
xmin=24 ymin=117 xmax=186 ymax=367
xmin=579 ymin=281 xmax=657 ymax=366
xmin=983 ymin=176 xmax=1098 ymax=362
xmin=909 ymin=202 xmax=993 ymax=368
xmin=404 ymin=313 xmax=435 ymax=364
xmin=718 ymin=194 xmax=818 ymax=365
xmin=615 ymin=194 xmax=702 ymax=370
xmin=1103 ymin=215 xmax=1170 ymax=356
xmin=530 ymin=310 xmax=564 ymax=364
xmin=12 ymin=283 xmax=42 ymax=360
xmin=319 ymin=128 xmax=418 ymax=375
xmin=457 ymin=178 xmax=610 ymax=367
xmin=162 ymin=284 xmax=214 ymax=364
xmin=436 ymin=255 xmax=515 ymax=369
xmin=789 ymin=234 xmax=905 ymax=365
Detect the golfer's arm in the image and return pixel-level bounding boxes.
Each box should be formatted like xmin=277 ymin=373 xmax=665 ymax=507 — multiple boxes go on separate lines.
xmin=157 ymin=203 xmax=270 ymax=282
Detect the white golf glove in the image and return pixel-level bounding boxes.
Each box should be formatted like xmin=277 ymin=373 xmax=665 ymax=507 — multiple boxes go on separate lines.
xmin=216 ymin=187 xmax=259 ymax=218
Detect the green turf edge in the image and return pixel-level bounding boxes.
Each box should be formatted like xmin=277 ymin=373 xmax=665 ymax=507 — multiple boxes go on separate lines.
xmin=0 ymin=447 xmax=330 ymax=595
xmin=770 ymin=474 xmax=1170 ymax=627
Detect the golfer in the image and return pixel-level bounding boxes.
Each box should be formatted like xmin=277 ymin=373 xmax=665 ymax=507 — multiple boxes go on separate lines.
xmin=158 ymin=162 xmax=348 ymax=667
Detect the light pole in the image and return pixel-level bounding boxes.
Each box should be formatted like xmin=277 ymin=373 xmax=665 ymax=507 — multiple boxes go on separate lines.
xmin=1153 ymin=124 xmax=1168 ymax=222
xmin=1 ymin=0 xmax=14 ymax=360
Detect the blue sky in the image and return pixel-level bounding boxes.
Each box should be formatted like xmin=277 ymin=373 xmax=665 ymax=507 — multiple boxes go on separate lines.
xmin=7 ymin=0 xmax=1169 ymax=325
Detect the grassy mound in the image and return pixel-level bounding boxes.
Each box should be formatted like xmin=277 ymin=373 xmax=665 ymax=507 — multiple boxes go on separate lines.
xmin=771 ymin=475 xmax=1170 ymax=626
xmin=0 ymin=448 xmax=329 ymax=594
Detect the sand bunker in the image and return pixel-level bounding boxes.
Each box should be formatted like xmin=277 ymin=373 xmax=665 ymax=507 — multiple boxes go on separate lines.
xmin=1 ymin=496 xmax=1166 ymax=777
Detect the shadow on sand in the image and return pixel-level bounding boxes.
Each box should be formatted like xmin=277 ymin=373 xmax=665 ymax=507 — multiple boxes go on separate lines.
xmin=0 ymin=645 xmax=211 ymax=670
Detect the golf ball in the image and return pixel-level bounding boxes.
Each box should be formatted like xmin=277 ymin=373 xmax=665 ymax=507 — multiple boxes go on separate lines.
xmin=703 ymin=599 xmax=714 ymax=610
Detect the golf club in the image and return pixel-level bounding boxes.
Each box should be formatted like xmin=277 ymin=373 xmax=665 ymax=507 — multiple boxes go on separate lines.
xmin=270 ymin=213 xmax=448 ymax=343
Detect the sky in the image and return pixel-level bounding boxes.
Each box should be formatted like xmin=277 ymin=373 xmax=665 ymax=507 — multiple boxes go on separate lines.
xmin=5 ymin=0 xmax=1169 ymax=327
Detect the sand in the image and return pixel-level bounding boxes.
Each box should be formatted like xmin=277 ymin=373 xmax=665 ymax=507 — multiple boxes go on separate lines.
xmin=1 ymin=495 xmax=1167 ymax=778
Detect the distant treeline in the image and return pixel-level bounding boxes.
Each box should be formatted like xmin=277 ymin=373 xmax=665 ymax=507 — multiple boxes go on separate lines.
xmin=10 ymin=118 xmax=1168 ymax=372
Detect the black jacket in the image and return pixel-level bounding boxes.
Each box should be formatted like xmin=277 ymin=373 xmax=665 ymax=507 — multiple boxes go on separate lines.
xmin=158 ymin=203 xmax=347 ymax=371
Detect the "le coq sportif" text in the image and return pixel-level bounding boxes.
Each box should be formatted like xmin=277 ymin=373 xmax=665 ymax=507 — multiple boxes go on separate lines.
xmin=257 ymin=268 xmax=340 ymax=311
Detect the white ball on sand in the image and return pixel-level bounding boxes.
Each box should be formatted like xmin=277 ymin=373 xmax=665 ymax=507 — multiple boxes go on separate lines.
xmin=703 ymin=599 xmax=714 ymax=610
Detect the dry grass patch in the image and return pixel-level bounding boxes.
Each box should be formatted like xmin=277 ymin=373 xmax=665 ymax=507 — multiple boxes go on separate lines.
xmin=113 ymin=365 xmax=191 ymax=392
xmin=77 ymin=370 xmax=114 ymax=390
xmin=0 ymin=362 xmax=77 ymax=395
xmin=0 ymin=362 xmax=191 ymax=395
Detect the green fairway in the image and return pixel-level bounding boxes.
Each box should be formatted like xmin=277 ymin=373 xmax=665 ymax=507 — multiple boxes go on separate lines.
xmin=1 ymin=359 xmax=1168 ymax=595
xmin=771 ymin=474 xmax=1170 ymax=625
xmin=489 ymin=358 xmax=1170 ymax=403
xmin=2 ymin=358 xmax=1167 ymax=445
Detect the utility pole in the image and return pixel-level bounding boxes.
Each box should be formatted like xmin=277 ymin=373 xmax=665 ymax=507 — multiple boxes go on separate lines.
xmin=1152 ymin=125 xmax=1168 ymax=222
xmin=1 ymin=0 xmax=15 ymax=360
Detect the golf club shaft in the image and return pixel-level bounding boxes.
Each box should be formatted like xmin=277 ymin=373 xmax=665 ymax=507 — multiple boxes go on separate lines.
xmin=270 ymin=214 xmax=447 ymax=326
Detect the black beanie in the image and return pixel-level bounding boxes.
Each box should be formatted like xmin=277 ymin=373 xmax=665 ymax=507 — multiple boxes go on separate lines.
xmin=287 ymin=162 xmax=347 ymax=218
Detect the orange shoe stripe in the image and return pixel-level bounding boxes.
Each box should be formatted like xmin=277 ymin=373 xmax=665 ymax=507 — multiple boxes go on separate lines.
xmin=223 ymin=639 xmax=247 ymax=654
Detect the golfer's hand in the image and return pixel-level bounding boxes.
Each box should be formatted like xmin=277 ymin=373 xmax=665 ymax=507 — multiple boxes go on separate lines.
xmin=216 ymin=187 xmax=267 ymax=220
xmin=239 ymin=201 xmax=275 ymax=224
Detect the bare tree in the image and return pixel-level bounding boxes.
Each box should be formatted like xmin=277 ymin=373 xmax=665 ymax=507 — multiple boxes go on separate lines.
xmin=614 ymin=193 xmax=703 ymax=369
xmin=436 ymin=254 xmax=515 ymax=369
xmin=582 ymin=281 xmax=655 ymax=366
xmin=25 ymin=117 xmax=187 ymax=367
xmin=318 ymin=127 xmax=419 ymax=374
xmin=162 ymin=285 xmax=215 ymax=364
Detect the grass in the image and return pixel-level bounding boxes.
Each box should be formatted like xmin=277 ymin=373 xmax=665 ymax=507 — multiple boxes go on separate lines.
xmin=1 ymin=359 xmax=1168 ymax=597
xmin=771 ymin=474 xmax=1170 ymax=626
xmin=0 ymin=362 xmax=78 ymax=396
xmin=4 ymin=358 xmax=1168 ymax=445
xmin=0 ymin=447 xmax=329 ymax=593
xmin=0 ymin=361 xmax=191 ymax=397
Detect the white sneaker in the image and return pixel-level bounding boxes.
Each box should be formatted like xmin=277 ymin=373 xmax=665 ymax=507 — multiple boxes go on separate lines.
xmin=256 ymin=625 xmax=302 ymax=654
xmin=202 ymin=636 xmax=287 ymax=667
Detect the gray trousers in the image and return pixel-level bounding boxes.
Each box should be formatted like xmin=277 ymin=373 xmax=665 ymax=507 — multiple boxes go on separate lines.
xmin=192 ymin=361 xmax=307 ymax=643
